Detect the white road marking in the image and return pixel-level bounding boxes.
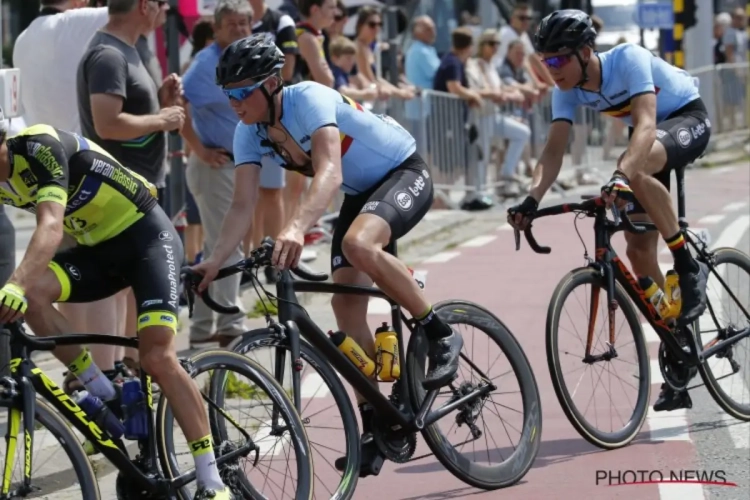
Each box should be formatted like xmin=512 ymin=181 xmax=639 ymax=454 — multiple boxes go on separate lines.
xmin=722 ymin=201 xmax=749 ymax=213
xmin=647 ymin=406 xmax=691 ymax=441
xmin=300 ymin=372 xmax=330 ymax=399
xmin=651 ymin=359 xmax=665 ymax=385
xmin=710 ymin=165 xmax=734 ymax=175
xmin=497 ymin=224 xmax=513 ymax=231
xmin=657 ymin=482 xmax=705 ymax=500
xmin=697 ymin=214 xmax=726 ymax=225
xmin=712 ymin=215 xmax=750 ymax=250
xmin=368 ymin=298 xmax=392 ymax=315
xmin=460 ymin=235 xmax=497 ymax=248
xmin=423 ymin=251 xmax=460 ymax=264
xmin=642 ymin=322 xmax=660 ymax=343
xmin=710 ymin=358 xmax=750 ymax=449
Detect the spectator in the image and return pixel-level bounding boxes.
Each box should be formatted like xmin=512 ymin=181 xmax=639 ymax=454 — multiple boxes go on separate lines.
xmin=495 ymin=3 xmax=554 ymax=92
xmin=354 ymin=6 xmax=413 ymax=100
xmin=714 ymin=13 xmax=731 ymax=66
xmin=77 ymin=0 xmax=183 ymax=379
xmin=499 ymin=40 xmax=541 ymax=105
xmin=246 ymin=0 xmax=299 ymax=282
xmin=279 ymin=0 xmax=301 ymax=23
xmin=180 ymin=0 xmax=251 ymax=347
xmin=466 ymin=29 xmax=530 ymax=197
xmin=327 ymin=0 xmax=348 ymax=38
xmin=329 ymin=35 xmax=378 ymax=102
xmin=404 ymin=15 xmax=440 ymax=156
xmin=295 ymin=0 xmax=336 ymax=87
xmin=12 ymin=1 xmax=130 ymax=384
xmin=721 ymin=7 xmax=748 ymax=130
xmin=181 ymin=19 xmax=215 ymax=267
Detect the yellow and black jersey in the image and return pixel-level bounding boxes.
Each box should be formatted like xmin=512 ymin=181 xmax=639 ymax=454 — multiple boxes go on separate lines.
xmin=294 ymin=22 xmax=328 ymax=83
xmin=1 ymin=124 xmax=158 ymax=245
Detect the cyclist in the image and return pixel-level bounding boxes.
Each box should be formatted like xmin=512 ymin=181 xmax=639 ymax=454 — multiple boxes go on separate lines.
xmin=507 ymin=10 xmax=710 ymax=412
xmin=191 ymin=33 xmax=464 ymax=476
xmin=0 ymin=117 xmax=235 ymax=500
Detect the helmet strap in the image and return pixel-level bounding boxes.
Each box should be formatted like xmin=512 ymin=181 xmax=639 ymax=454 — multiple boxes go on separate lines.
xmin=574 ymin=50 xmax=589 ymax=87
xmin=260 ymin=75 xmax=285 ymax=125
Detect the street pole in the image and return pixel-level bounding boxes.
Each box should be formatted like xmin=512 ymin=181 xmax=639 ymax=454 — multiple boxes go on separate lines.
xmin=166 ymin=0 xmax=185 ymax=223
xmin=384 ymin=0 xmax=400 ymax=87
xmin=683 ymin=0 xmax=715 ymax=130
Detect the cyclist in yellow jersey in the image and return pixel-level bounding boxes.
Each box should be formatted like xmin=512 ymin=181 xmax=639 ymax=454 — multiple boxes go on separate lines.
xmin=0 ymin=115 xmax=236 ymax=499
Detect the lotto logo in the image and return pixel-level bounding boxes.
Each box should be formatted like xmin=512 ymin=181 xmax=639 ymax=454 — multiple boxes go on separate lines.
xmin=409 ymin=176 xmax=426 ymax=197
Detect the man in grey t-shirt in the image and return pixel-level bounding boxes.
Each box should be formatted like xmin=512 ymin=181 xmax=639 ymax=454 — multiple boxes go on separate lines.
xmin=77 ymin=4 xmax=183 ymax=191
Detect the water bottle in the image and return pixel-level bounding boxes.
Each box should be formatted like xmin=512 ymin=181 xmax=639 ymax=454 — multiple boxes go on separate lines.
xmin=121 ymin=379 xmax=149 ymax=440
xmin=664 ymin=270 xmax=682 ymax=317
xmin=638 ymin=276 xmax=674 ymax=320
xmin=329 ymin=331 xmax=376 ymax=377
xmin=73 ymin=390 xmax=124 ymax=439
xmin=374 ymin=322 xmax=400 ymax=382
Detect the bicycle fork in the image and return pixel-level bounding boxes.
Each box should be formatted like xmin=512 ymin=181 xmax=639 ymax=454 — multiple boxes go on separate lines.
xmin=1 ymin=366 xmax=38 ymax=497
xmin=583 ymin=260 xmax=618 ymax=364
xmin=270 ymin=322 xmax=305 ymax=436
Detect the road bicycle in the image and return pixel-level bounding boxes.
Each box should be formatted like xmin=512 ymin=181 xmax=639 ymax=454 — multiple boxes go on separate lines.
xmin=0 ymin=291 xmax=313 ymax=499
xmin=188 ymin=237 xmax=542 ymax=500
xmin=514 ymin=167 xmax=750 ymax=449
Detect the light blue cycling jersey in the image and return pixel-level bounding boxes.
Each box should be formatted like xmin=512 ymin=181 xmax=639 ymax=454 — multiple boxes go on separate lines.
xmin=552 ymin=43 xmax=700 ymax=127
xmin=233 ymin=81 xmax=416 ymax=195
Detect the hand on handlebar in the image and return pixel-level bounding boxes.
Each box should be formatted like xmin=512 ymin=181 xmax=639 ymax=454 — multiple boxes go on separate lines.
xmin=601 ymin=171 xmax=636 ymax=211
xmin=189 ymin=259 xmax=222 ymax=292
xmin=272 ymin=226 xmax=305 ymax=270
xmin=507 ymin=195 xmax=539 ymax=231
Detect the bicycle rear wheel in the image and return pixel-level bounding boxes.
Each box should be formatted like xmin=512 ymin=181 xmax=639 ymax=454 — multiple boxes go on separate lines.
xmin=696 ymin=247 xmax=750 ymax=421
xmin=0 ymin=397 xmax=99 ymax=498
xmin=226 ymin=329 xmax=360 ymax=500
xmin=156 ymin=349 xmax=314 ymax=500
xmin=547 ymin=267 xmax=650 ymax=449
xmin=407 ymin=300 xmax=542 ymax=490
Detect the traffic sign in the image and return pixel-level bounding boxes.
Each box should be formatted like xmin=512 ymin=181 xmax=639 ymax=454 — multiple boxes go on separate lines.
xmin=636 ymin=1 xmax=674 ymax=30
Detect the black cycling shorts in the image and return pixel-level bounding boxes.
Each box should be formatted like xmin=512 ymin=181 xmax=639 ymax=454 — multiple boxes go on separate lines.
xmin=48 ymin=207 xmax=184 ymax=334
xmin=627 ymin=98 xmax=710 ymax=214
xmin=331 ymin=152 xmax=433 ymax=272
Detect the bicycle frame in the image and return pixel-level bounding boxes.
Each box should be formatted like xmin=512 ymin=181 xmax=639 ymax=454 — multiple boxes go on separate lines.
xmin=0 ymin=323 xmax=251 ymax=497
xmin=269 ymin=241 xmax=493 ymax=432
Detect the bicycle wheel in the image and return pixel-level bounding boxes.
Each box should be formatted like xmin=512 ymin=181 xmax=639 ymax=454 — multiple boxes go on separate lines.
xmin=696 ymin=247 xmax=750 ymax=421
xmin=156 ymin=349 xmax=314 ymax=500
xmin=0 ymin=397 xmax=99 ymax=498
xmin=547 ymin=267 xmax=651 ymax=449
xmin=226 ymin=329 xmax=360 ymax=500
xmin=406 ymin=300 xmax=542 ymax=490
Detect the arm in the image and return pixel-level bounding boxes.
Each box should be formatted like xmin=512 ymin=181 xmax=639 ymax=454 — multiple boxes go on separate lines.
xmin=206 ymin=164 xmax=261 ymax=266
xmin=339 ymin=83 xmax=377 ymax=101
xmin=617 ymin=93 xmax=657 ymax=179
xmin=276 ymin=16 xmax=299 ymax=82
xmin=299 ymin=33 xmax=334 ymax=87
xmin=9 ymin=202 xmax=64 ymax=292
xmin=529 ymin=121 xmax=571 ymax=202
xmin=527 ymin=54 xmax=554 ymax=87
xmin=446 ymin=80 xmax=481 ymax=103
xmin=288 ymin=126 xmax=343 ymax=233
xmin=356 ymin=43 xmax=378 ymax=85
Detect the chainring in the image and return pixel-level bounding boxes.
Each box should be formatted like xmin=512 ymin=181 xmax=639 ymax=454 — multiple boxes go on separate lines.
xmin=658 ymin=340 xmax=698 ymax=391
xmin=371 ymin=420 xmax=417 ymax=464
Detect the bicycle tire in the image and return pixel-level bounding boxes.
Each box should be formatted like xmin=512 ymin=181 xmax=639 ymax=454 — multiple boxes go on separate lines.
xmin=696 ymin=247 xmax=750 ymax=421
xmin=155 ymin=349 xmax=314 ymax=500
xmin=225 ymin=329 xmax=360 ymax=500
xmin=406 ymin=300 xmax=542 ymax=490
xmin=0 ymin=398 xmax=100 ymax=499
xmin=547 ymin=267 xmax=650 ymax=449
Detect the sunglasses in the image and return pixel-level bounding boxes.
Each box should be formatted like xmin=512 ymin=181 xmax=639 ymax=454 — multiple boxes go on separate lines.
xmin=335 ymin=14 xmax=346 ymax=21
xmin=485 ymin=41 xmax=500 ymax=46
xmin=368 ymin=21 xmax=382 ymax=28
xmin=148 ymin=0 xmax=168 ymax=6
xmin=222 ymin=77 xmax=269 ymax=101
xmin=516 ymin=15 xmax=533 ymax=21
xmin=542 ymin=53 xmax=573 ymax=69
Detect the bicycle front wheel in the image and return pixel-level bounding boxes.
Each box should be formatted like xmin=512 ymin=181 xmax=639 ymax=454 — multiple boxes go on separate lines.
xmin=0 ymin=397 xmax=99 ymax=498
xmin=547 ymin=267 xmax=650 ymax=449
xmin=697 ymin=247 xmax=750 ymax=421
xmin=407 ymin=300 xmax=542 ymax=490
xmin=156 ymin=349 xmax=314 ymax=500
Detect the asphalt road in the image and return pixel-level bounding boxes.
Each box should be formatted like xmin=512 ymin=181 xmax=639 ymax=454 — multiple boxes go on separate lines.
xmin=3 ymin=161 xmax=748 ymax=499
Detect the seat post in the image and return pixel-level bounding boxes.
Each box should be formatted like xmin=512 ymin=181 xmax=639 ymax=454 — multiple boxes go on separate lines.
xmin=675 ymin=167 xmax=688 ymax=227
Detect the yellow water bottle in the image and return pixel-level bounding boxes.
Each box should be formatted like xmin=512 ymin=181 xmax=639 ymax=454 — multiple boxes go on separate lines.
xmin=637 ymin=276 xmax=672 ymax=320
xmin=329 ymin=331 xmax=376 ymax=377
xmin=374 ymin=322 xmax=401 ymax=382
xmin=664 ymin=270 xmax=682 ymax=318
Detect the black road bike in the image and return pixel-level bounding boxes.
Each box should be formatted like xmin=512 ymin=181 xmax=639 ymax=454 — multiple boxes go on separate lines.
xmin=188 ymin=237 xmax=542 ymax=500
xmin=0 ymin=293 xmax=313 ymax=498
xmin=515 ymin=168 xmax=750 ymax=449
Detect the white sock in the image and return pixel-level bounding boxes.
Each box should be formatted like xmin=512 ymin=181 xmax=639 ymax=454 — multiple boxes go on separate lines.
xmin=190 ymin=435 xmax=225 ymax=491
xmin=68 ymin=349 xmax=116 ymax=401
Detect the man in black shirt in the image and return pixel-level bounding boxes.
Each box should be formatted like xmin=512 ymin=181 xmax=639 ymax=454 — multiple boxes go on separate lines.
xmin=249 ymin=0 xmax=299 ymax=83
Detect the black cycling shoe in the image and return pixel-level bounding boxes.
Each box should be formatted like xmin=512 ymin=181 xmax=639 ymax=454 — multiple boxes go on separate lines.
xmin=422 ymin=329 xmax=463 ymax=390
xmin=334 ymin=433 xmax=385 ymax=478
xmin=678 ymin=261 xmax=709 ymax=325
xmin=653 ymin=383 xmax=693 ymax=412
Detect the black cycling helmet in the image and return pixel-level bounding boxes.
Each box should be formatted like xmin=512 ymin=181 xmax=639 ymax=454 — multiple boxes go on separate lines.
xmin=216 ymin=33 xmax=285 ymax=86
xmin=533 ymin=9 xmax=597 ymax=53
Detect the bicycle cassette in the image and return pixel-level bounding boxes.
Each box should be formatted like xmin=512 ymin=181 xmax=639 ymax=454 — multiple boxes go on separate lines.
xmin=372 ymin=424 xmax=417 ymax=464
xmin=658 ymin=341 xmax=698 ymax=392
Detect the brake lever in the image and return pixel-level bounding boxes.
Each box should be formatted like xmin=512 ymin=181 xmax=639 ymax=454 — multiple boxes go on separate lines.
xmin=609 ymin=204 xmax=622 ymax=225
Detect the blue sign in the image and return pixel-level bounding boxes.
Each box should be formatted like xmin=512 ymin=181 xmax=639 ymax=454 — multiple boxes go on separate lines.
xmin=636 ymin=1 xmax=674 ymax=30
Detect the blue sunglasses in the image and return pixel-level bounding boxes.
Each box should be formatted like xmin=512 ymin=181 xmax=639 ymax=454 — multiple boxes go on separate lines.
xmin=222 ymin=78 xmax=268 ymax=101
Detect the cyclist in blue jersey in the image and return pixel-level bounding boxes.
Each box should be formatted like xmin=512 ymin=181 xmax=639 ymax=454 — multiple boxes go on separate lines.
xmin=191 ymin=33 xmax=463 ymax=476
xmin=507 ymin=10 xmax=711 ymax=412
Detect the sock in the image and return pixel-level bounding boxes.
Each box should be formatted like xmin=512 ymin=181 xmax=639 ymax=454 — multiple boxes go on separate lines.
xmin=68 ymin=349 xmax=117 ymax=401
xmin=665 ymin=232 xmax=698 ymax=275
xmin=189 ymin=435 xmax=225 ymax=492
xmin=359 ymin=402 xmax=374 ymax=436
xmin=416 ymin=306 xmax=452 ymax=340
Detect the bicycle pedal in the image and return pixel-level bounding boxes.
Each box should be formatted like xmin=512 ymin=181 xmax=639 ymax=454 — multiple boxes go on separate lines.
xmin=360 ymin=453 xmax=385 ymax=478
